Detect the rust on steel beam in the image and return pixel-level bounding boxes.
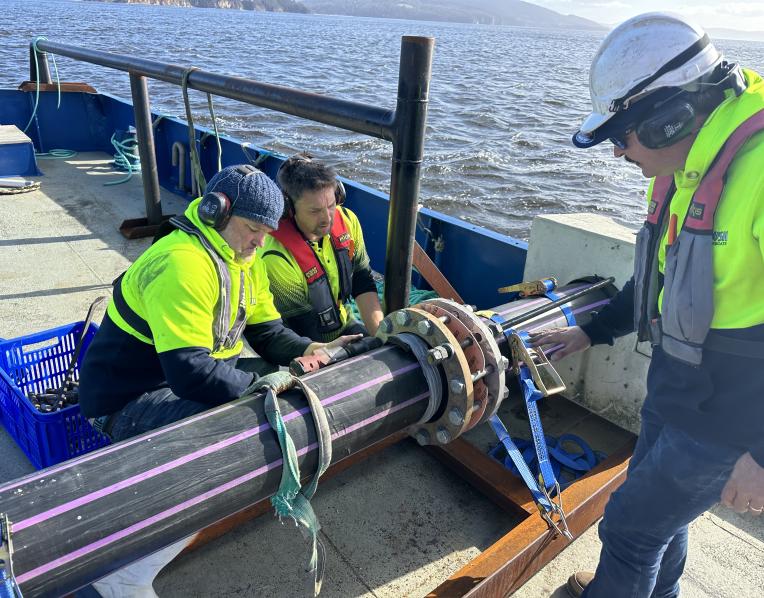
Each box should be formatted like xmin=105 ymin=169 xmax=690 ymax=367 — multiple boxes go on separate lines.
xmin=425 ymin=438 xmax=536 ymax=517
xmin=426 ymin=438 xmax=635 ymax=597
xmin=182 ymin=431 xmax=407 ymax=554
xmin=412 ymin=242 xmax=465 ymax=304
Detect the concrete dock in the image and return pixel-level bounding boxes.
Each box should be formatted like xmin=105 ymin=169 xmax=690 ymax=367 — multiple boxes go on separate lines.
xmin=0 ymin=155 xmax=761 ymax=596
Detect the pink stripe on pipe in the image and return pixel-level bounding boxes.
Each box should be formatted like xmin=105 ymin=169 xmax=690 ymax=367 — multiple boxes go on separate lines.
xmin=12 ymin=363 xmax=420 ymax=532
xmin=0 ymin=347 xmax=394 ymax=495
xmin=16 ymin=392 xmax=430 ymax=584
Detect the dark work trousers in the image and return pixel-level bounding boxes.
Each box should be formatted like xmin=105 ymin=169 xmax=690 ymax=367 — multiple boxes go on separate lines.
xmin=582 ymin=399 xmax=743 ymax=597
xmin=103 ymin=357 xmax=274 ymax=442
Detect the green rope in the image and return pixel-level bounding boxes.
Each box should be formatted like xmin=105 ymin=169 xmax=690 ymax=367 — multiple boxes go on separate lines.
xmin=181 ymin=67 xmax=206 ymax=195
xmin=36 ymin=149 xmax=77 ymax=159
xmin=241 ymin=143 xmax=275 ymax=167
xmin=206 ymin=93 xmax=223 ymax=173
xmin=246 ymin=372 xmax=330 ymax=596
xmin=103 ymin=130 xmax=140 ymax=186
xmin=23 ymin=36 xmax=61 ymax=134
xmin=347 ymin=279 xmax=438 ymax=320
xmin=181 ymin=67 xmax=225 ymax=195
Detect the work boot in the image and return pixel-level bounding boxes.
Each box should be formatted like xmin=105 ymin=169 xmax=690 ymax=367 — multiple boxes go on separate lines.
xmin=565 ymin=571 xmax=594 ymax=598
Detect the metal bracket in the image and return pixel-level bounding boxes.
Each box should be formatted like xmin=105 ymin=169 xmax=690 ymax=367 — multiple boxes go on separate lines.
xmin=1 ymin=513 xmax=22 ymax=598
xmin=377 ymin=307 xmax=474 ymax=445
xmin=507 ymin=332 xmax=565 ymax=397
xmin=498 ymin=277 xmax=558 ymax=297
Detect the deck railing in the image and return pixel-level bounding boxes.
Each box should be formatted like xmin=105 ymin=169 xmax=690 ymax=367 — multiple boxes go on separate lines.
xmin=30 ymin=36 xmax=434 ymax=312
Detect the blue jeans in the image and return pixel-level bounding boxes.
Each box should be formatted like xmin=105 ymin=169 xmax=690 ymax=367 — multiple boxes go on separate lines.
xmin=582 ymin=404 xmax=743 ymax=598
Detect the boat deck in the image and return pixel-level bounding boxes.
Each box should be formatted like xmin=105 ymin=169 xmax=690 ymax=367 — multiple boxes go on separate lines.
xmin=1 ymin=156 xmax=762 ymax=596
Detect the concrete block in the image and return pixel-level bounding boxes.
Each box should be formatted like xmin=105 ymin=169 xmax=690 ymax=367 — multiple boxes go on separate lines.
xmin=523 ymin=214 xmax=650 ymax=434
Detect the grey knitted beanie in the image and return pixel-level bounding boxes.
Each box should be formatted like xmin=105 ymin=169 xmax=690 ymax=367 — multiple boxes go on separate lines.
xmin=206 ymin=165 xmax=284 ymax=229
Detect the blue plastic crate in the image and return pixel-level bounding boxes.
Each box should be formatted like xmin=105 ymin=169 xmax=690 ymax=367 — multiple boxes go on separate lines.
xmin=0 ymin=321 xmax=110 ymax=469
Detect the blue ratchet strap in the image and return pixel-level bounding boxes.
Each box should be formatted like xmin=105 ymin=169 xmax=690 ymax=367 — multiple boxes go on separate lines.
xmin=541 ymin=278 xmax=576 ymax=327
xmin=488 ymin=313 xmax=573 ymax=539
xmin=490 ymin=434 xmax=604 ymax=490
xmin=515 ymin=333 xmax=558 ymax=493
xmin=488 ymin=415 xmax=554 ymax=511
xmin=490 ymin=311 xmax=556 ymax=488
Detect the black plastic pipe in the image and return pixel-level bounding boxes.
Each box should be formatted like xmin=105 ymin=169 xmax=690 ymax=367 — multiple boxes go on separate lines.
xmin=1 ymin=345 xmax=429 ymax=597
xmin=0 ymin=282 xmax=613 ymax=596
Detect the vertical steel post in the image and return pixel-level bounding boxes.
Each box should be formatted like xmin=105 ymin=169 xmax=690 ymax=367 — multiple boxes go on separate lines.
xmin=384 ymin=36 xmax=434 ymax=313
xmin=129 ymin=73 xmax=163 ymax=225
xmin=29 ymin=42 xmax=53 ymax=84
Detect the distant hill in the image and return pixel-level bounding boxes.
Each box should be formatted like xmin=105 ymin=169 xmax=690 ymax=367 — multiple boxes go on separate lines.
xmin=302 ymin=0 xmax=604 ymax=29
xmin=709 ymin=28 xmax=764 ymax=42
xmin=87 ymin=0 xmax=309 ymax=12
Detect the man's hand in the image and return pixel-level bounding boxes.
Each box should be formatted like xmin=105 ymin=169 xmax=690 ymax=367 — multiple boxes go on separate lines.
xmin=721 ymin=452 xmax=764 ymax=515
xmin=304 ymin=334 xmax=363 ymax=357
xmin=527 ymin=326 xmax=591 ymax=361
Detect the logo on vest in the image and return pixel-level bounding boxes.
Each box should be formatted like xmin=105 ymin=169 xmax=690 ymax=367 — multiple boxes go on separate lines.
xmin=648 ymin=200 xmax=658 ymax=215
xmin=305 ymin=266 xmax=318 ymax=279
xmin=712 ymin=230 xmax=728 ymax=246
xmin=688 ymin=202 xmax=705 ymax=220
xmin=338 ymin=232 xmax=351 ymax=243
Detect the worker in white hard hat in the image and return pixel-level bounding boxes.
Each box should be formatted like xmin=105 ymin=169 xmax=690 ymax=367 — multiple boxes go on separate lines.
xmin=530 ymin=12 xmax=764 ymax=598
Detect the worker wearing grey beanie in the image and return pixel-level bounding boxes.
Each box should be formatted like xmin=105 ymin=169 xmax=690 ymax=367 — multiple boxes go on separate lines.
xmin=203 ymin=164 xmax=284 ymax=230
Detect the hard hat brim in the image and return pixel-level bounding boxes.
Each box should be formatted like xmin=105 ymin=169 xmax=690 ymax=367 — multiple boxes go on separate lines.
xmin=572 ymin=111 xmax=615 ymax=148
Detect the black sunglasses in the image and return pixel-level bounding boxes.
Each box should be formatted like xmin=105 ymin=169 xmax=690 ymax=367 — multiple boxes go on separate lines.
xmin=609 ymin=129 xmax=632 ymax=150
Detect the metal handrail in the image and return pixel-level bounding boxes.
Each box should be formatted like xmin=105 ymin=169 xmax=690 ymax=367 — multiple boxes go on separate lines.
xmin=30 ymin=37 xmax=435 ymax=312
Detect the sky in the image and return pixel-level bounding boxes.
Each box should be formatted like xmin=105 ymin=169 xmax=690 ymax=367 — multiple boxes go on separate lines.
xmin=532 ymin=1 xmax=764 ymax=32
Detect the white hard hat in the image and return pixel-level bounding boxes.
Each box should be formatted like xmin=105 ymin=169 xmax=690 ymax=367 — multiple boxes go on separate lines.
xmin=574 ymin=12 xmax=722 ymax=148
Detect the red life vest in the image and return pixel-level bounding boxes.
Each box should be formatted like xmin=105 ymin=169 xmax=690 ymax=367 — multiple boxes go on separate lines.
xmin=270 ymin=210 xmax=355 ymax=336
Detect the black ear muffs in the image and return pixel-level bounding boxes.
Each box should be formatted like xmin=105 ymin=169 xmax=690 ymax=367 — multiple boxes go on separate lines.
xmin=198 ymin=164 xmax=259 ymax=230
xmin=635 ymin=100 xmax=696 ymax=149
xmin=198 ymin=191 xmax=233 ymax=230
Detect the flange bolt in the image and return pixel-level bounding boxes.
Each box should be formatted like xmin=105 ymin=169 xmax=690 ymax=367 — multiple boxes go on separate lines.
xmin=427 ymin=343 xmax=454 ymax=365
xmin=448 ymin=407 xmax=464 ymax=426
xmin=436 ymin=427 xmax=451 ymax=444
xmin=417 ymin=320 xmax=434 ymax=336
xmin=395 ymin=311 xmax=411 ymax=326
xmin=413 ymin=429 xmax=430 ymax=446
xmin=450 ymin=379 xmax=465 ymax=394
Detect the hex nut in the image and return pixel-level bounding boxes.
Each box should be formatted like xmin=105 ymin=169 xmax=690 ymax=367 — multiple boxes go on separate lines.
xmin=448 ymin=407 xmax=464 ymax=426
xmin=436 ymin=427 xmax=451 ymax=444
xmin=449 ymin=379 xmax=465 ymax=394
xmin=395 ymin=311 xmax=411 ymax=326
xmin=413 ymin=429 xmax=430 ymax=446
xmin=417 ymin=320 xmax=433 ymax=336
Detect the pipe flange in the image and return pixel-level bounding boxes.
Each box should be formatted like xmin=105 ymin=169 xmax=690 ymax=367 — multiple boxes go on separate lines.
xmin=377 ymin=307 xmax=474 ymax=444
xmin=414 ymin=301 xmax=489 ymax=431
xmin=420 ymin=299 xmax=507 ymax=425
